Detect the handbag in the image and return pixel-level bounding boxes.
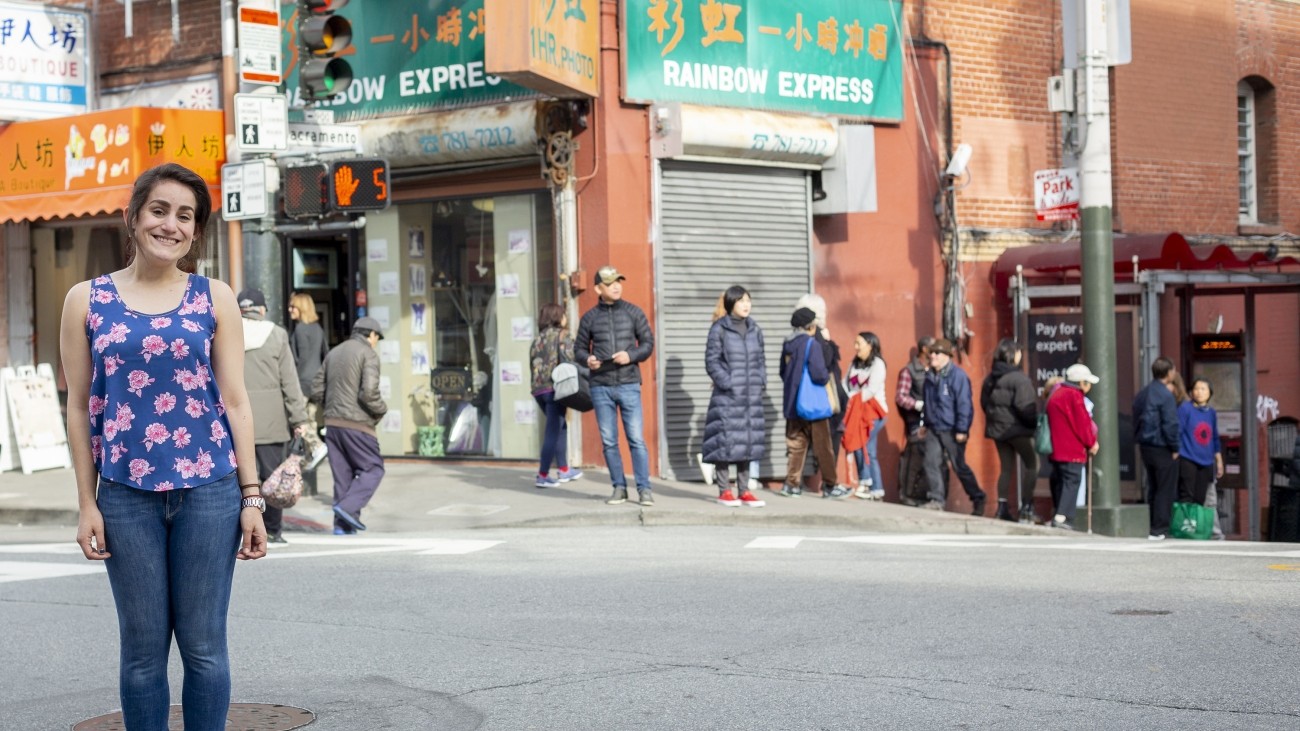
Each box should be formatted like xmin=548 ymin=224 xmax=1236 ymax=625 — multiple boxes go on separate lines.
xmin=1034 ymin=412 xmax=1053 ymax=455
xmin=1171 ymin=501 xmax=1214 ymax=540
xmin=826 ymin=381 xmax=841 ymax=416
xmin=261 ymin=436 xmax=304 ymax=510
xmin=551 ymin=362 xmax=593 ymax=412
xmin=795 ymin=339 xmax=833 ymax=421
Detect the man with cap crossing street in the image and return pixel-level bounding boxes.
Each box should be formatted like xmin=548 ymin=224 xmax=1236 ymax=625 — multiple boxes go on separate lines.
xmin=921 ymin=338 xmax=988 ymax=514
xmin=238 ymin=288 xmax=311 ymax=543
xmin=575 ymin=265 xmax=656 ymax=506
xmin=311 ymin=316 xmax=389 ymax=533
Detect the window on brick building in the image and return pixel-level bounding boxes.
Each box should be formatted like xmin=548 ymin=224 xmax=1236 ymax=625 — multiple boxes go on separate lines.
xmin=1237 ymin=81 xmax=1257 ymax=224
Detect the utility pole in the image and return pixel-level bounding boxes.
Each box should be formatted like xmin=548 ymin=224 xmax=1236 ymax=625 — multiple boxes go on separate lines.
xmin=1076 ymin=0 xmax=1137 ymax=536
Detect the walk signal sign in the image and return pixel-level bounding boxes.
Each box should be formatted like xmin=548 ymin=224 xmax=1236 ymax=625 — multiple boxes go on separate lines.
xmin=328 ymin=158 xmax=389 ymax=212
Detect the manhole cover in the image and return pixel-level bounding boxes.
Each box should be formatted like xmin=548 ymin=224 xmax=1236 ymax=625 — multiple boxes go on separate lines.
xmin=73 ymin=703 xmax=314 ymax=730
xmin=427 ymin=504 xmax=510 ymax=517
xmin=1111 ymin=609 xmax=1172 ymax=616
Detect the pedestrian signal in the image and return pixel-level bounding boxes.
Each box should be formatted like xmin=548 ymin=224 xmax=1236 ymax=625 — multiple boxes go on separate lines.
xmin=328 ymin=158 xmax=390 ymax=212
xmin=283 ymin=163 xmax=328 ymax=218
xmin=298 ymin=0 xmax=353 ymax=102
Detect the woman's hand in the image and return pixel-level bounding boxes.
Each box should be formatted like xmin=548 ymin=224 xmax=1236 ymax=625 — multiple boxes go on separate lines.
xmin=237 ymin=508 xmax=267 ymax=560
xmin=76 ymin=505 xmax=110 ymax=560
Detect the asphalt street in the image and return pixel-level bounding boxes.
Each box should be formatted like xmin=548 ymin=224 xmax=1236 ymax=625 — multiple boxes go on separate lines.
xmin=3 ymin=525 xmax=1299 ymax=730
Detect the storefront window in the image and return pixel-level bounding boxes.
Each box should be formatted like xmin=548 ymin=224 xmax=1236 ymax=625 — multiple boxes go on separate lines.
xmin=364 ymin=192 xmax=555 ymax=459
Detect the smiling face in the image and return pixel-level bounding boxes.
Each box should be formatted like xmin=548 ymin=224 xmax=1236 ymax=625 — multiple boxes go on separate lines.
xmin=596 ymin=279 xmax=623 ymax=302
xmin=288 ymin=303 xmax=301 ymax=321
xmin=128 ymin=180 xmax=197 ymax=267
xmin=854 ymin=335 xmax=872 ymax=361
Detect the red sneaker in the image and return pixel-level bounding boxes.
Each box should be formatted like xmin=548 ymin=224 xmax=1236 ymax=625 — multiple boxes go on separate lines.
xmin=739 ymin=491 xmax=766 ymax=508
xmin=717 ymin=490 xmax=741 ymax=507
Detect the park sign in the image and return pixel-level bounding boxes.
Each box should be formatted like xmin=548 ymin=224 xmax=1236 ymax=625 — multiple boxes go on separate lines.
xmin=278 ymin=0 xmax=537 ymax=122
xmin=485 ymin=0 xmax=600 ymax=98
xmin=623 ymin=0 xmax=904 ymax=121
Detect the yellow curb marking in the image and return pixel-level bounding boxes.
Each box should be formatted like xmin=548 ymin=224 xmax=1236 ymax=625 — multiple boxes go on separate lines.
xmin=1267 ymin=564 xmax=1300 ymax=571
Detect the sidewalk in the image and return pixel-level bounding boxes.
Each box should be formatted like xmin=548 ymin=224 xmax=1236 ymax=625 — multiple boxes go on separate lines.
xmin=0 ymin=461 xmax=1056 ymax=536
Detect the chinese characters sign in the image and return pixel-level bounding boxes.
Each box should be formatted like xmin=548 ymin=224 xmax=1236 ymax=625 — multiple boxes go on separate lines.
xmin=624 ymin=0 xmax=904 ymax=120
xmin=0 ymin=1 xmax=90 ymax=120
xmin=485 ymin=0 xmax=600 ymax=98
xmin=0 ymin=108 xmax=224 ymax=223
xmin=279 ymin=0 xmax=536 ymax=121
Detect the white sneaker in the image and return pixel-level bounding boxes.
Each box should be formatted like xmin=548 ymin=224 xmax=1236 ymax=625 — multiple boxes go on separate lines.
xmin=307 ymin=444 xmax=329 ymax=471
xmin=1148 ymin=533 xmax=1166 ymax=541
xmin=748 ymin=478 xmax=761 ymax=491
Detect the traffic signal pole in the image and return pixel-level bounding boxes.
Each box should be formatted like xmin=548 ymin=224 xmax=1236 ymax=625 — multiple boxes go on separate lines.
xmin=221 ymin=0 xmax=244 ymax=292
xmin=1077 ymin=0 xmax=1140 ymax=536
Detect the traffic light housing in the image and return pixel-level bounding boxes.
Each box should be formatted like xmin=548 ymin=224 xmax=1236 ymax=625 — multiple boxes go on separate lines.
xmin=328 ymin=158 xmax=390 ymax=212
xmin=298 ymin=0 xmax=353 ymax=102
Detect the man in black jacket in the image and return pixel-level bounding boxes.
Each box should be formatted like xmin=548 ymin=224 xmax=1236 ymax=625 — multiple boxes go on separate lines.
xmin=575 ymin=266 xmax=655 ymax=506
xmin=1133 ymin=356 xmax=1180 ymax=540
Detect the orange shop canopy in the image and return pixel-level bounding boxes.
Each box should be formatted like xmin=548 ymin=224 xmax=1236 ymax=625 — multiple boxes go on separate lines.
xmin=0 ymin=107 xmax=225 ymax=223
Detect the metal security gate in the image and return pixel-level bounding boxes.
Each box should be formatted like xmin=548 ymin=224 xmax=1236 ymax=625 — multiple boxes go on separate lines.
xmin=655 ymin=161 xmax=813 ymax=481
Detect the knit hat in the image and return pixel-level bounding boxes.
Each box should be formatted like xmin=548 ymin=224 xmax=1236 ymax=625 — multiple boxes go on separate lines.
xmin=790 ymin=307 xmax=817 ymax=329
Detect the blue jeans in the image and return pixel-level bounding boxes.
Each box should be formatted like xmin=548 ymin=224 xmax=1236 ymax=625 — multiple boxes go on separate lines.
xmin=97 ymin=473 xmax=241 ymax=731
xmin=853 ymin=417 xmax=886 ymax=488
xmin=534 ymin=391 xmax=569 ymax=474
xmin=591 ymin=383 xmax=651 ymax=489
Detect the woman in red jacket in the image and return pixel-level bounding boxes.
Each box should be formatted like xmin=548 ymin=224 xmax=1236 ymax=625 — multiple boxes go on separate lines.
xmin=1044 ymin=363 xmax=1100 ymax=529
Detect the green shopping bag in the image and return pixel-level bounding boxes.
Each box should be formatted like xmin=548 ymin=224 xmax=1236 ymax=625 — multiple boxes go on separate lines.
xmin=1171 ymin=502 xmax=1214 ymax=540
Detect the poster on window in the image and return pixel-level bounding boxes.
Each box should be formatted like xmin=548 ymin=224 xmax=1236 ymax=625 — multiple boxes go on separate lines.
xmin=378 ymin=271 xmax=399 ymax=296
xmin=380 ymin=410 xmax=402 ymax=433
xmin=508 ymin=229 xmax=531 ymax=255
xmin=367 ymin=238 xmax=389 ymax=262
xmin=514 ymin=399 xmax=537 ymax=425
xmin=409 ymin=264 xmax=426 ymax=297
xmin=411 ymin=302 xmax=428 ymax=335
xmin=500 ymin=361 xmax=523 ymax=385
xmin=378 ymin=375 xmax=392 ymax=401
xmin=511 ymin=316 xmax=534 ymax=341
xmin=498 ymin=273 xmax=520 ymax=298
xmin=411 ymin=341 xmax=430 ymax=375
xmin=407 ymin=227 xmax=426 ymax=258
xmin=378 ymin=340 xmax=400 ymax=364
xmin=369 ymin=305 xmax=390 ymax=332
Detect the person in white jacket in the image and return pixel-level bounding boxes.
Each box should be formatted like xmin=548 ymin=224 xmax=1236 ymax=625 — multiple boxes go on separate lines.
xmin=843 ymin=331 xmax=888 ymax=499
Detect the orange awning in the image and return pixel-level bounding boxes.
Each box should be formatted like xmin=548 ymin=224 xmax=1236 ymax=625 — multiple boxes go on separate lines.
xmin=0 ymin=107 xmax=225 ymax=223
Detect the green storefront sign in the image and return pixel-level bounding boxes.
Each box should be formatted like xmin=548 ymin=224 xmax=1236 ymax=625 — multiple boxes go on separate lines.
xmin=623 ymin=0 xmax=904 ymax=121
xmin=279 ymin=0 xmax=538 ymax=121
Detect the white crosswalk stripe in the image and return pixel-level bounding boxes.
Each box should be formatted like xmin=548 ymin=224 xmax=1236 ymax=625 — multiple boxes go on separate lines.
xmin=744 ymin=534 xmax=1300 ymax=558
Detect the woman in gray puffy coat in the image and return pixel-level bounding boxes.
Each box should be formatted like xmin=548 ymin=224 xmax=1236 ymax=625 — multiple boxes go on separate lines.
xmin=702 ymin=285 xmax=767 ymax=507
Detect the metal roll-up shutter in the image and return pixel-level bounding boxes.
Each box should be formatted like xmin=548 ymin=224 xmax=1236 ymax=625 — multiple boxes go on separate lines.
xmin=657 ymin=161 xmax=812 ymax=482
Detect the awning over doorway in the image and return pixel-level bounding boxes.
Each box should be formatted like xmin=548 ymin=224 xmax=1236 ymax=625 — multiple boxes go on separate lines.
xmin=0 ymin=107 xmax=225 ymax=223
xmin=992 ymin=232 xmax=1300 ymax=291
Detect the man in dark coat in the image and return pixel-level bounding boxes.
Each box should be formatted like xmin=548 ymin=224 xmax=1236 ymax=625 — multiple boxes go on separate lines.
xmin=980 ymin=340 xmax=1039 ymax=522
xmin=921 ymin=338 xmax=987 ymax=514
xmin=1133 ymin=355 xmax=1180 ymax=539
xmin=575 ymin=266 xmax=656 ymax=506
xmin=702 ymin=286 xmax=766 ymax=507
xmin=779 ymin=307 xmax=846 ymax=498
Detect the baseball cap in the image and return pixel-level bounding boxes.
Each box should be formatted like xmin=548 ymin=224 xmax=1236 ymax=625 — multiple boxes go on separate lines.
xmin=594 ymin=266 xmax=626 ymax=286
xmin=236 ymin=288 xmax=266 ymax=310
xmin=930 ymin=338 xmax=954 ymax=356
xmin=1066 ymin=363 xmax=1100 ymax=384
xmin=353 ymin=316 xmax=385 ymax=339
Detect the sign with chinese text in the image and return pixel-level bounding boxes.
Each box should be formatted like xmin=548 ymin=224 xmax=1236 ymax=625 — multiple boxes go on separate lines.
xmin=0 ymin=1 xmax=90 ymax=120
xmin=1190 ymin=333 xmax=1244 ymax=358
xmin=239 ymin=0 xmax=283 ymax=85
xmin=0 ymin=107 xmax=225 ymax=223
xmin=1034 ymin=167 xmax=1080 ymax=222
xmin=623 ymin=0 xmax=904 ymax=120
xmin=484 ymin=0 xmax=600 ymax=98
xmin=279 ymin=0 xmax=537 ymax=121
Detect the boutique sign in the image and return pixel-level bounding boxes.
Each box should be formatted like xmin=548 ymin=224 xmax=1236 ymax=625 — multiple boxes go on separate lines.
xmin=622 ymin=0 xmax=903 ymax=120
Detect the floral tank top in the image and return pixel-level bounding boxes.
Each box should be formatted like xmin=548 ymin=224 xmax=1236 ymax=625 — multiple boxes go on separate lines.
xmin=85 ymin=274 xmax=237 ymax=491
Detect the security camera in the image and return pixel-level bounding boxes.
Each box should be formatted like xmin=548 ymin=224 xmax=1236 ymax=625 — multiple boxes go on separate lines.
xmin=945 ymin=143 xmax=972 ymax=178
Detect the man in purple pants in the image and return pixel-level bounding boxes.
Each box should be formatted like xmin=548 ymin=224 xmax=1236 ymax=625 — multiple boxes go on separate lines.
xmin=311 ymin=316 xmax=388 ymax=534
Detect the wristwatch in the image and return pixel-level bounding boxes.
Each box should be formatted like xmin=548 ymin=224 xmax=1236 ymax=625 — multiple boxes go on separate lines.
xmin=240 ymin=496 xmax=266 ymax=513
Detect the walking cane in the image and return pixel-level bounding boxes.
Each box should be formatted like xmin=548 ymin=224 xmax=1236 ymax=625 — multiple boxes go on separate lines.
xmin=1086 ymin=455 xmax=1093 ymax=535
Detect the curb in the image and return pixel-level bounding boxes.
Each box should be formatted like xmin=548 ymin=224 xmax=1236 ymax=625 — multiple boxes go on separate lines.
xmin=0 ymin=507 xmax=80 ymax=526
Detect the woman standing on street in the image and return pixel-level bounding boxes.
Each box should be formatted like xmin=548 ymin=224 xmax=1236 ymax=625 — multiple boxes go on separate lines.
xmin=843 ymin=331 xmax=888 ymax=500
xmin=703 ymin=285 xmax=767 ymax=507
xmin=288 ymin=292 xmax=328 ymax=397
xmin=980 ymin=339 xmax=1040 ymax=522
xmin=59 ymin=163 xmax=266 ymax=731
xmin=529 ymin=303 xmax=583 ymax=487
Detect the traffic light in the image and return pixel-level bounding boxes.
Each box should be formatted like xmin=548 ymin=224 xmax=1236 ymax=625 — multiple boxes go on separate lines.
xmin=328 ymin=158 xmax=390 ymax=212
xmin=298 ymin=0 xmax=353 ymax=102
xmin=283 ymin=163 xmax=327 ymax=218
